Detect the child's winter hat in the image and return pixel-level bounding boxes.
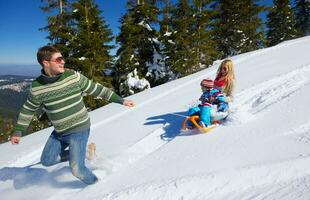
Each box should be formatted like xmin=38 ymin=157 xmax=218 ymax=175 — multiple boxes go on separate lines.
xmin=200 ymin=78 xmax=214 ymax=88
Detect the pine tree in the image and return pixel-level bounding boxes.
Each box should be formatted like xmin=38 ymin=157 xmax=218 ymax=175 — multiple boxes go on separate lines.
xmin=161 ymin=0 xmax=217 ymax=77
xmin=166 ymin=0 xmax=195 ymax=77
xmin=115 ymin=0 xmax=160 ymax=96
xmin=40 ymin=0 xmax=75 ymax=58
xmin=70 ymin=0 xmax=115 ymax=109
xmin=0 ymin=116 xmax=10 ymax=143
xmin=267 ymin=0 xmax=298 ymax=47
xmin=159 ymin=0 xmax=173 ymax=35
xmin=142 ymin=0 xmax=172 ymax=87
xmin=0 ymin=116 xmax=15 ymax=144
xmin=158 ymin=0 xmax=176 ymax=79
xmin=213 ymin=0 xmax=266 ymax=57
xmin=294 ymin=0 xmax=310 ymax=36
xmin=191 ymin=0 xmax=218 ymax=70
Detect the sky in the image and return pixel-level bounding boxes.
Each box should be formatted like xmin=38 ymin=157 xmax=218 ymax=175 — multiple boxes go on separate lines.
xmin=1 ymin=35 xmax=310 ymax=199
xmin=0 ymin=0 xmax=127 ymax=64
xmin=0 ymin=0 xmax=274 ymax=65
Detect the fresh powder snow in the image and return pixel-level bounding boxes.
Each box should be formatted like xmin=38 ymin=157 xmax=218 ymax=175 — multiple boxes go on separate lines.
xmin=1 ymin=36 xmax=310 ymax=200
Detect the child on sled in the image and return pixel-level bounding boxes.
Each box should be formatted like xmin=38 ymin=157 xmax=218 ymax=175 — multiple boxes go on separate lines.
xmin=187 ymin=78 xmax=228 ymax=128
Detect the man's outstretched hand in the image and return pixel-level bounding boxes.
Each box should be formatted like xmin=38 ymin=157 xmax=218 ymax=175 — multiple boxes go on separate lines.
xmin=123 ymin=99 xmax=135 ymax=107
xmin=11 ymin=136 xmax=21 ymax=145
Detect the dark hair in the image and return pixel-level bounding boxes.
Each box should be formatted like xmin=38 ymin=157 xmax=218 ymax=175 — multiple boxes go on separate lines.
xmin=37 ymin=45 xmax=60 ymax=67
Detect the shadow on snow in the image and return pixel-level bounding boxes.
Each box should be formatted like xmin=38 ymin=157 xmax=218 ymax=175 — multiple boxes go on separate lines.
xmin=144 ymin=111 xmax=201 ymax=141
xmin=0 ymin=162 xmax=86 ymax=190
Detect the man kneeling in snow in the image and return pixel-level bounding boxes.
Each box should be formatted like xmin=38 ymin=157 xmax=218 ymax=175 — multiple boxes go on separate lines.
xmin=10 ymin=45 xmax=135 ymax=185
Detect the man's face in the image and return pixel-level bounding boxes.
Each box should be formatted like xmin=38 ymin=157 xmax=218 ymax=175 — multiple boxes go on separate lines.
xmin=43 ymin=52 xmax=65 ymax=76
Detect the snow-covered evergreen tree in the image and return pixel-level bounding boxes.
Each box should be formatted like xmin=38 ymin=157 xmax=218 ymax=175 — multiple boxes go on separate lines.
xmin=267 ymin=0 xmax=298 ymax=47
xmin=158 ymin=0 xmax=176 ymax=80
xmin=213 ymin=0 xmax=266 ymax=57
xmin=165 ymin=0 xmax=195 ymax=77
xmin=141 ymin=0 xmax=175 ymax=87
xmin=161 ymin=0 xmax=218 ymax=77
xmin=115 ymin=0 xmax=161 ymax=96
xmin=294 ymin=0 xmax=310 ymax=36
xmin=191 ymin=0 xmax=218 ymax=71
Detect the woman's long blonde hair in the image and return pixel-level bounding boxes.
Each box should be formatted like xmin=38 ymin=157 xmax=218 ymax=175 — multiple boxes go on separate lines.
xmin=216 ymin=59 xmax=235 ymax=97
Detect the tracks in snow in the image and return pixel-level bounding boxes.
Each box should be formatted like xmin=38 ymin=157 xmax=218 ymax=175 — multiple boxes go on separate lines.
xmin=99 ymin=156 xmax=310 ymax=200
xmin=106 ymin=123 xmax=171 ymax=172
xmin=231 ymin=63 xmax=310 ymax=123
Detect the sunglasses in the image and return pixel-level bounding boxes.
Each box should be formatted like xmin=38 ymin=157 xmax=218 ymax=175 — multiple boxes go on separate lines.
xmin=222 ymin=67 xmax=228 ymax=71
xmin=50 ymin=56 xmax=65 ymax=64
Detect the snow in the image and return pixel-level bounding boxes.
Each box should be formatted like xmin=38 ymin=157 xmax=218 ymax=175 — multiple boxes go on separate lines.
xmin=152 ymin=37 xmax=160 ymax=45
xmin=146 ymin=50 xmax=169 ymax=81
xmin=2 ymin=36 xmax=310 ymax=199
xmin=0 ymin=82 xmax=30 ymax=92
xmin=138 ymin=20 xmax=153 ymax=31
xmin=168 ymin=39 xmax=175 ymax=44
xmin=164 ymin=32 xmax=172 ymax=37
xmin=120 ymin=68 xmax=151 ymax=95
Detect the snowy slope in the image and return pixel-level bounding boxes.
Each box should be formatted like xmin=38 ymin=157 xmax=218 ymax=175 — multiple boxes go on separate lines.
xmin=1 ymin=36 xmax=310 ymax=200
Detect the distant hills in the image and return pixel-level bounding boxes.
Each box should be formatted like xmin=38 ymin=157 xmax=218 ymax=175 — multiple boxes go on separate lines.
xmin=0 ymin=63 xmax=40 ymax=120
xmin=0 ymin=75 xmax=34 ymax=119
xmin=0 ymin=63 xmax=40 ymax=76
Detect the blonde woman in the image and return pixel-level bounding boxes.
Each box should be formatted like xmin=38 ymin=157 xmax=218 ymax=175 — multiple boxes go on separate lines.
xmin=214 ymin=59 xmax=236 ymax=102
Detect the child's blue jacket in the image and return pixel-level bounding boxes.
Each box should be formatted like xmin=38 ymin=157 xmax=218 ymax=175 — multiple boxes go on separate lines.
xmin=199 ymin=88 xmax=226 ymax=106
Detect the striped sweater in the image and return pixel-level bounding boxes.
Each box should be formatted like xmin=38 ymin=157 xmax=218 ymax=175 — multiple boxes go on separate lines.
xmin=14 ymin=70 xmax=123 ymax=136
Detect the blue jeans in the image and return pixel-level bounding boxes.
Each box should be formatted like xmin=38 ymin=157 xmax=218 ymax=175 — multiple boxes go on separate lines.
xmin=40 ymin=129 xmax=98 ymax=185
